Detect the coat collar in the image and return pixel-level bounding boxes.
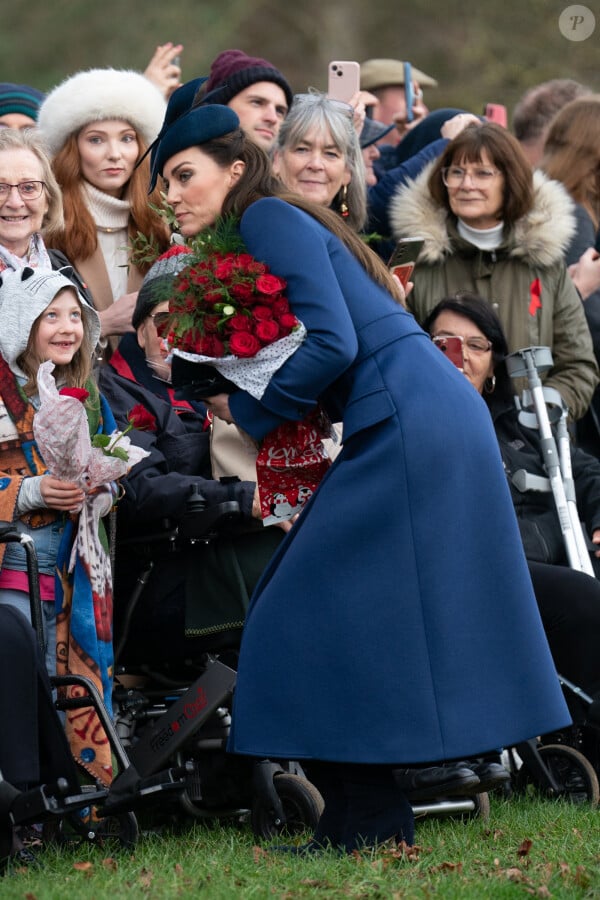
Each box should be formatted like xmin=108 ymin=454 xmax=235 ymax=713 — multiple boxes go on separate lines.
xmin=389 ymin=163 xmax=576 ymax=268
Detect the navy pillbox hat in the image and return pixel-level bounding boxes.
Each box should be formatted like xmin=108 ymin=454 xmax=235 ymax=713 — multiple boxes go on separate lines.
xmin=149 ymin=104 xmax=240 ymax=192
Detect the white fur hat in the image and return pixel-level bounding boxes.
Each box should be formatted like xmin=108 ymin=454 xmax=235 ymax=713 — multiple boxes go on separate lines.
xmin=37 ymin=68 xmax=167 ymax=156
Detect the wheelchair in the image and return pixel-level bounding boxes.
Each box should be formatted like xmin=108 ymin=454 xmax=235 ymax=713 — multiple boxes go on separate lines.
xmin=109 ymin=487 xmax=324 ymax=841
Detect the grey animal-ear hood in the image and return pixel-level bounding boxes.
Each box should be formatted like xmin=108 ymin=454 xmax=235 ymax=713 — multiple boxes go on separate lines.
xmin=389 ymin=162 xmax=576 ymax=269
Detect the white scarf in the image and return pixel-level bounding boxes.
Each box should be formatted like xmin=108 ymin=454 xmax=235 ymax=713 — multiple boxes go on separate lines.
xmin=0 ymin=233 xmax=52 ymax=272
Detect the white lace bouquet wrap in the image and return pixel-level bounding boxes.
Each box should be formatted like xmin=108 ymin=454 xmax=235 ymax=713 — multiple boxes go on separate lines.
xmin=171 ymin=322 xmax=307 ymax=401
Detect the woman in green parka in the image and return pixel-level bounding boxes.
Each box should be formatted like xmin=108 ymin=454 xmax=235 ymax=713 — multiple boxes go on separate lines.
xmin=390 ymin=122 xmax=598 ymax=420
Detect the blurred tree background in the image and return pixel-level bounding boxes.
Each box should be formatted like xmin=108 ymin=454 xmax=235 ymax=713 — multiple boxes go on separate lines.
xmin=2 ymin=0 xmax=599 ymax=123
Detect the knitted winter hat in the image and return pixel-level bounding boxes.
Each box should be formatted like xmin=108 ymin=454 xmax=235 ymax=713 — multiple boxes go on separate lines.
xmin=37 ymin=69 xmax=166 ymax=156
xmin=0 ymin=267 xmax=100 ymax=375
xmin=133 ymin=246 xmax=192 ymax=328
xmin=0 ymin=83 xmax=45 ymax=121
xmin=203 ymin=49 xmax=293 ymax=109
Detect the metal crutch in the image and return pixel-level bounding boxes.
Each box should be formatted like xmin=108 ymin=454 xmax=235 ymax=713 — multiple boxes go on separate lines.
xmin=505 ymin=346 xmax=595 ymax=577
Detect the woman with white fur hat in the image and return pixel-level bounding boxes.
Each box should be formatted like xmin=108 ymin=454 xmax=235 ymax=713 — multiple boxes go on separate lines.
xmin=37 ymin=69 xmax=170 ymax=353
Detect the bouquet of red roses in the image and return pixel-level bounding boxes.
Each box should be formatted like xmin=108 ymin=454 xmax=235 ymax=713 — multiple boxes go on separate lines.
xmin=163 ymin=216 xmax=333 ymax=525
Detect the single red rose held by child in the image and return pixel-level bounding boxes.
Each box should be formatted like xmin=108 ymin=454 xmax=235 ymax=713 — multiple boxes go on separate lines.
xmin=128 ymin=404 xmax=157 ymax=432
xmin=59 ymin=387 xmax=90 ymax=403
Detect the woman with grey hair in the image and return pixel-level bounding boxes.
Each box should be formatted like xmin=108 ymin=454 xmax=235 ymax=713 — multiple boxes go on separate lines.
xmin=272 ymin=91 xmax=367 ymax=231
xmin=0 ymin=127 xmax=64 ymax=272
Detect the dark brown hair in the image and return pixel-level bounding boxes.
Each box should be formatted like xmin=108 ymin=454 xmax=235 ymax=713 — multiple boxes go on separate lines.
xmin=428 ymin=122 xmax=534 ymax=225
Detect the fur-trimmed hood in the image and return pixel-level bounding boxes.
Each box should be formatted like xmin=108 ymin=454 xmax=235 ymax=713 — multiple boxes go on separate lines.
xmin=389 ymin=162 xmax=576 ymax=268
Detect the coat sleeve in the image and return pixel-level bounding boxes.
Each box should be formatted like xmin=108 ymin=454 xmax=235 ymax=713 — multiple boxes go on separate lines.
xmin=543 ymin=264 xmax=599 ymax=420
xmin=229 ymin=198 xmax=359 ymax=441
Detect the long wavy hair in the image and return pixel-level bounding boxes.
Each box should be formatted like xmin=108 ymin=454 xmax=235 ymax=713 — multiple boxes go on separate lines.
xmin=49 ymin=127 xmax=169 ymax=274
xmin=197 ymin=128 xmax=402 ymax=301
xmin=273 ymin=92 xmax=368 ymax=232
xmin=0 ymin=127 xmax=64 ymax=243
xmin=541 ymin=96 xmax=600 ymax=230
xmin=17 ymin=290 xmax=94 ymax=395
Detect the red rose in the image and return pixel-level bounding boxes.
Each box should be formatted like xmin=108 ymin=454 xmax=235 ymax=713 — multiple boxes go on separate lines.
xmin=272 ymin=297 xmax=290 ymax=316
xmin=233 ymin=253 xmax=257 ymax=270
xmin=228 ymin=314 xmax=252 ymax=332
xmin=229 ymin=331 xmax=262 ymax=358
xmin=256 ymin=274 xmax=286 ymax=294
xmin=203 ymin=290 xmax=223 ymax=304
xmin=175 ymin=277 xmax=190 ymax=293
xmin=198 ymin=335 xmax=225 ymax=357
xmin=255 ymin=319 xmax=280 ymax=344
xmin=128 ymin=404 xmax=157 ymax=432
xmin=230 ymin=282 xmax=254 ymax=301
xmin=252 ymin=305 xmax=273 ymax=321
xmin=203 ymin=315 xmax=221 ymax=334
xmin=214 ymin=258 xmax=235 ymax=280
xmin=279 ymin=313 xmax=299 ymax=330
xmin=160 ymin=245 xmax=192 ymax=259
xmin=247 ymin=261 xmax=267 ymax=275
xmin=59 ymin=387 xmax=90 ymax=403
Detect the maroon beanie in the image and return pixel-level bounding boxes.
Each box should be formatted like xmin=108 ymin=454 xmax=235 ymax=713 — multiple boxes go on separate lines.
xmin=203 ymin=49 xmax=293 ymax=109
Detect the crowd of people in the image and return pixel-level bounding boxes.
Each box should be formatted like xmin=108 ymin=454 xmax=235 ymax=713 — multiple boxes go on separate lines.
xmin=1 ymin=43 xmax=600 ymax=864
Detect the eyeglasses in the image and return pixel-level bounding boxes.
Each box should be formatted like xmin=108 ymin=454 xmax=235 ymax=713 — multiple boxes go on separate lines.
xmin=149 ymin=311 xmax=170 ymax=329
xmin=0 ymin=181 xmax=45 ymax=200
xmin=432 ymin=334 xmax=492 ymax=354
xmin=293 ymin=93 xmax=354 ymax=120
xmin=441 ymin=166 xmax=500 ymax=187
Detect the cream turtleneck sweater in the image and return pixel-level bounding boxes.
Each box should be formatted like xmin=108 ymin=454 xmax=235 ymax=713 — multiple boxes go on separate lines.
xmin=83 ymin=182 xmax=131 ymax=301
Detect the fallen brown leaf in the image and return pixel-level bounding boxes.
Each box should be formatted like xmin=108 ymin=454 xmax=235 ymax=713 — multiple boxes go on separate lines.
xmin=73 ymin=861 xmax=93 ymax=871
xmin=102 ymin=857 xmax=118 ymax=872
xmin=518 ymin=838 xmax=533 ymax=857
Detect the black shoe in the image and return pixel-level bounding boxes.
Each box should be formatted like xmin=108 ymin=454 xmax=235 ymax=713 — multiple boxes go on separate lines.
xmin=463 ymin=761 xmax=511 ymax=793
xmin=395 ymin=764 xmax=481 ymax=801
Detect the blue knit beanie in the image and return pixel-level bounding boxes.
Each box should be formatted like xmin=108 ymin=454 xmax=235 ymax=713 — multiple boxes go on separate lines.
xmin=0 ymin=83 xmax=45 ymax=121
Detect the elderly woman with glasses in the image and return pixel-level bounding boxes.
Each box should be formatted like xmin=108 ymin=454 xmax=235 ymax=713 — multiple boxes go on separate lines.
xmin=390 ymin=122 xmax=599 ymax=420
xmin=0 ymin=128 xmax=69 ymax=274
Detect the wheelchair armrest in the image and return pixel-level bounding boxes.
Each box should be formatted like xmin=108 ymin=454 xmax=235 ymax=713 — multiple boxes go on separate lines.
xmin=178 ymin=500 xmax=242 ymax=540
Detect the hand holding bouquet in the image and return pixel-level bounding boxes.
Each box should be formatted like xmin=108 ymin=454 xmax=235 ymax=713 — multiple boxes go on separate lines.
xmin=162 ymin=216 xmax=332 ymax=524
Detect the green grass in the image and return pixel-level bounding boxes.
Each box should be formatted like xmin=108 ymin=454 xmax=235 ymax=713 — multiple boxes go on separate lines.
xmin=3 ymin=797 xmax=600 ymax=899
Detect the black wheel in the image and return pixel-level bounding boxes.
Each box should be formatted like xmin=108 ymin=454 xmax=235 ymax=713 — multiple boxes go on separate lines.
xmin=43 ymin=809 xmax=139 ymax=850
xmin=0 ymin=818 xmax=12 ymax=865
xmin=536 ymin=744 xmax=599 ymax=805
xmin=251 ymin=773 xmax=324 ymax=840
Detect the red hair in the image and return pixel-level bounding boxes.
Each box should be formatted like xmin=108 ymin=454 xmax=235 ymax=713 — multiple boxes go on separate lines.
xmin=49 ymin=131 xmax=169 ymax=274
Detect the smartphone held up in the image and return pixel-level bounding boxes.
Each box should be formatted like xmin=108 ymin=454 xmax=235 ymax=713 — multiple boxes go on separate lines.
xmin=327 ymin=61 xmax=360 ymax=103
xmin=432 ymin=335 xmax=464 ymax=371
xmin=387 ymin=237 xmax=424 ymax=289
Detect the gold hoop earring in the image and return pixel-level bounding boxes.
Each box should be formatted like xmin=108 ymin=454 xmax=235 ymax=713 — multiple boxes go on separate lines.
xmin=339 ymin=185 xmax=349 ymax=218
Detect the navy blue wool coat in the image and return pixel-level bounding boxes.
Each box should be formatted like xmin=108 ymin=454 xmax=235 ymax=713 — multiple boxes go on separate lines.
xmin=227 ymin=197 xmax=570 ymax=764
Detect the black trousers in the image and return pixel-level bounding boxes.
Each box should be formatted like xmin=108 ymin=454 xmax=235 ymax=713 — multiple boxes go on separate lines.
xmin=529 ymin=560 xmax=600 ymax=710
xmin=0 ymin=606 xmax=76 ymax=790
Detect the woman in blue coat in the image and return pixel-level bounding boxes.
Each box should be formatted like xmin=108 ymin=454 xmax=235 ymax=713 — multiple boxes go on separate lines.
xmin=152 ymin=102 xmax=571 ymax=852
